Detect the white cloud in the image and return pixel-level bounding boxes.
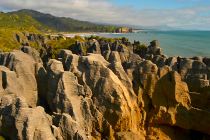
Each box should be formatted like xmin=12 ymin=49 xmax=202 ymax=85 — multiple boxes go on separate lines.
xmin=0 ymin=0 xmax=210 ymax=30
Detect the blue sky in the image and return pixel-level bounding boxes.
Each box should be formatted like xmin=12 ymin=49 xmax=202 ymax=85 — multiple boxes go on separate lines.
xmin=0 ymin=0 xmax=210 ymax=30
xmin=113 ymin=0 xmax=210 ymax=9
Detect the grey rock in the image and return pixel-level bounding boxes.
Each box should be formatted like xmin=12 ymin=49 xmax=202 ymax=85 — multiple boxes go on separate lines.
xmin=165 ymin=57 xmax=178 ymax=70
xmin=21 ymin=46 xmax=42 ymax=63
xmin=186 ymin=74 xmax=209 ymax=91
xmin=0 ymin=50 xmax=38 ymax=107
xmin=0 ymin=94 xmax=55 ymax=140
xmin=139 ymin=60 xmax=158 ymax=74
xmin=87 ymin=39 xmax=101 ymax=54
xmin=179 ymin=58 xmax=193 ymax=79
xmin=0 ymin=66 xmax=23 ymax=95
xmin=101 ymin=43 xmax=111 ymax=61
xmin=191 ymin=56 xmax=203 ymax=62
xmin=147 ymin=40 xmax=162 ymax=55
xmin=152 ymin=55 xmax=166 ymax=68
xmin=58 ymin=52 xmax=143 ymax=136
xmin=203 ymin=57 xmax=210 ymax=67
xmin=108 ymin=51 xmax=121 ymax=63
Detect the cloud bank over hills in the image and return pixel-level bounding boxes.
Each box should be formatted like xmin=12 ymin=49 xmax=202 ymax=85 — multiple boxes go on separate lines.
xmin=0 ymin=0 xmax=210 ymax=30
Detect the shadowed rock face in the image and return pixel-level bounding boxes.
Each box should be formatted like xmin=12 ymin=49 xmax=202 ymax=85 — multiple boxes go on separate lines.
xmin=0 ymin=37 xmax=210 ymax=140
xmin=0 ymin=50 xmax=39 ymax=107
xmin=0 ymin=94 xmax=55 ymax=140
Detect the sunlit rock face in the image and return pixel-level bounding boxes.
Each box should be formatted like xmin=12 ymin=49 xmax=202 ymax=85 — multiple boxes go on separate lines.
xmin=0 ymin=36 xmax=209 ymax=140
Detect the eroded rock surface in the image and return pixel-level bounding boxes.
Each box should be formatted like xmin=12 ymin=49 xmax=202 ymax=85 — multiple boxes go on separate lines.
xmin=0 ymin=36 xmax=210 ymax=140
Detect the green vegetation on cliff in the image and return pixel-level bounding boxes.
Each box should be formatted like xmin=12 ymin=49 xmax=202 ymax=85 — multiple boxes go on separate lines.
xmin=0 ymin=11 xmax=48 ymax=51
xmin=0 ymin=29 xmax=20 ymax=52
xmin=47 ymin=36 xmax=85 ymax=58
xmin=0 ymin=11 xmax=48 ymax=31
xmin=10 ymin=9 xmax=118 ymax=32
xmin=0 ymin=9 xmax=119 ymax=51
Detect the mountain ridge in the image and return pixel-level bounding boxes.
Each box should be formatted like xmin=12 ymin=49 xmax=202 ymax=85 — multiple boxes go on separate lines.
xmin=8 ymin=9 xmax=118 ymax=32
xmin=0 ymin=9 xmax=119 ymax=51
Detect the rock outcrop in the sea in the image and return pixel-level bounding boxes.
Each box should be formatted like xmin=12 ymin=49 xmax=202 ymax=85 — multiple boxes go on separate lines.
xmin=0 ymin=35 xmax=209 ymax=140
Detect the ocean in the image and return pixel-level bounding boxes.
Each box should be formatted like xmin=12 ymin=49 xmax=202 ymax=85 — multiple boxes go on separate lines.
xmin=98 ymin=31 xmax=210 ymax=57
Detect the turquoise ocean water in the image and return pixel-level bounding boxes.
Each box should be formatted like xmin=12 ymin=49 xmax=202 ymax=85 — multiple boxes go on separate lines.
xmin=98 ymin=31 xmax=210 ymax=57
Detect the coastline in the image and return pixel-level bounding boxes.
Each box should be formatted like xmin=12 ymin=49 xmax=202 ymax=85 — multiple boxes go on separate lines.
xmin=93 ymin=30 xmax=210 ymax=57
xmin=46 ymin=30 xmax=210 ymax=58
xmin=47 ymin=32 xmax=128 ymax=38
xmin=1 ymin=31 xmax=210 ymax=140
xmin=1 ymin=6 xmax=210 ymax=140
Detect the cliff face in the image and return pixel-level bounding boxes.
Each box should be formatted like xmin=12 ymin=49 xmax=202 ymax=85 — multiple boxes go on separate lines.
xmin=0 ymin=36 xmax=210 ymax=140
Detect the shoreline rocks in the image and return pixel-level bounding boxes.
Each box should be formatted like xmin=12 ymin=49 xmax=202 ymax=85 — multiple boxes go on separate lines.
xmin=0 ymin=36 xmax=209 ymax=140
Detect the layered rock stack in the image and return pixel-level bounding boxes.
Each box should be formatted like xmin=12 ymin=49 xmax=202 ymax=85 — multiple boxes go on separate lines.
xmin=0 ymin=37 xmax=209 ymax=140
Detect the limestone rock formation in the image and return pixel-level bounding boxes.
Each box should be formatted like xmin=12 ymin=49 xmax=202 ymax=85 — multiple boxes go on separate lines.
xmin=21 ymin=46 xmax=42 ymax=63
xmin=0 ymin=36 xmax=209 ymax=140
xmin=87 ymin=39 xmax=101 ymax=54
xmin=150 ymin=71 xmax=210 ymax=136
xmin=59 ymin=52 xmax=144 ymax=136
xmin=0 ymin=66 xmax=23 ymax=95
xmin=0 ymin=50 xmax=38 ymax=107
xmin=0 ymin=95 xmax=55 ymax=140
xmin=147 ymin=40 xmax=162 ymax=56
